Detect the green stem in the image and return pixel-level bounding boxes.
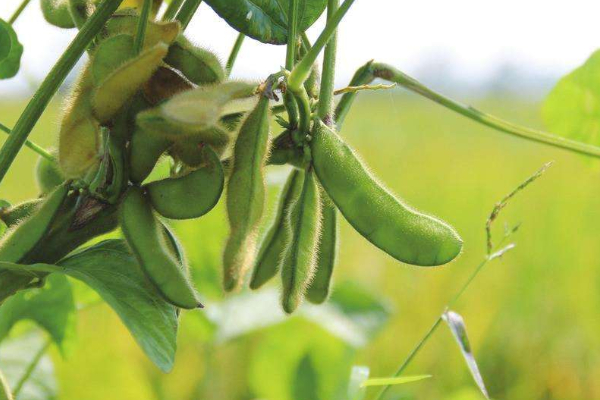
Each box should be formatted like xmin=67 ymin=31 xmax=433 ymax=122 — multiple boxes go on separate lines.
xmin=334 ymin=60 xmax=374 ymax=128
xmin=162 ymin=0 xmax=184 ymax=20
xmin=226 ymin=33 xmax=245 ymax=77
xmin=0 ymin=0 xmax=123 ymax=185
xmin=0 ymin=122 xmax=54 ymax=161
xmin=175 ymin=0 xmax=202 ymax=31
xmin=317 ymin=0 xmax=338 ymax=125
xmin=134 ymin=0 xmax=152 ymax=54
xmin=286 ymin=0 xmax=299 ymax=71
xmin=288 ymin=0 xmax=355 ymax=92
xmin=12 ymin=338 xmax=52 ymax=397
xmin=370 ymin=63 xmax=600 ymax=160
xmin=8 ymin=0 xmax=32 ymax=24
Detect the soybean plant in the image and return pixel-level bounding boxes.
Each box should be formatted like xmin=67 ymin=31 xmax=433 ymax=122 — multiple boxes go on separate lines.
xmin=0 ymin=0 xmax=598 ymax=379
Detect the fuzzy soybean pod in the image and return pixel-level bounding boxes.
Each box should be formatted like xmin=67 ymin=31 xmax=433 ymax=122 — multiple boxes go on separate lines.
xmin=249 ymin=169 xmax=304 ymax=290
xmin=0 ymin=199 xmax=43 ymax=227
xmin=165 ymin=37 xmax=225 ymax=86
xmin=169 ymin=129 xmax=230 ymax=166
xmin=280 ymin=169 xmax=322 ymax=314
xmin=121 ymin=187 xmax=202 ymax=309
xmin=311 ymin=121 xmax=463 ymax=266
xmin=103 ymin=12 xmax=180 ymax=49
xmin=91 ymin=34 xmax=135 ymax=86
xmin=0 ymin=184 xmax=69 ymax=263
xmin=92 ymin=42 xmax=169 ymax=124
xmin=222 ymin=94 xmax=271 ymax=291
xmin=129 ymin=127 xmax=173 ymax=183
xmin=41 ymin=0 xmax=76 ymax=28
xmin=145 ymin=145 xmax=224 ymax=220
xmin=36 ymin=156 xmax=65 ymax=195
xmin=306 ymin=191 xmax=338 ymax=304
xmin=58 ymin=65 xmax=100 ymax=178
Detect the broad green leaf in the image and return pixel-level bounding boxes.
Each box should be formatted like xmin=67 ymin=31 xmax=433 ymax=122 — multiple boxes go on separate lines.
xmin=347 ymin=366 xmax=369 ymax=400
xmin=204 ymin=0 xmax=327 ymax=44
xmin=57 ymin=240 xmax=179 ymax=372
xmin=0 ymin=275 xmax=75 ymax=351
xmin=293 ymin=354 xmax=320 ymax=400
xmin=40 ymin=0 xmax=76 ymax=29
xmin=543 ymin=49 xmax=600 ymax=145
xmin=0 ymin=19 xmax=23 ymax=79
xmin=0 ymin=333 xmax=57 ymax=400
xmin=361 ymin=375 xmax=432 ymax=387
xmin=204 ymin=281 xmax=390 ymax=346
xmin=248 ymin=318 xmax=352 ymax=400
xmin=443 ymin=310 xmax=490 ymax=399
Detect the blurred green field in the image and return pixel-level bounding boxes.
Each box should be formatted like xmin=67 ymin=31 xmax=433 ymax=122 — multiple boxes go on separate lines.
xmin=1 ymin=91 xmax=599 ymax=400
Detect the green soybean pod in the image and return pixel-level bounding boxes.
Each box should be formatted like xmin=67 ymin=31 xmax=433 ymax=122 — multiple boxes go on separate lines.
xmin=41 ymin=0 xmax=76 ymax=28
xmin=280 ymin=169 xmax=322 ymax=314
xmin=104 ymin=12 xmax=180 ymax=49
xmin=36 ymin=156 xmax=65 ymax=195
xmin=0 ymin=184 xmax=69 ymax=263
xmin=92 ymin=42 xmax=168 ymax=124
xmin=165 ymin=37 xmax=225 ymax=85
xmin=311 ymin=121 xmax=462 ymax=266
xmin=146 ymin=146 xmax=224 ymax=220
xmin=249 ymin=169 xmax=304 ymax=290
xmin=222 ymin=93 xmax=271 ymax=291
xmin=129 ymin=127 xmax=173 ymax=183
xmin=306 ymin=191 xmax=338 ymax=304
xmin=0 ymin=199 xmax=43 ymax=228
xmin=0 ymin=369 xmax=12 ymax=400
xmin=120 ymin=187 xmax=201 ymax=309
xmin=91 ymin=34 xmax=135 ymax=85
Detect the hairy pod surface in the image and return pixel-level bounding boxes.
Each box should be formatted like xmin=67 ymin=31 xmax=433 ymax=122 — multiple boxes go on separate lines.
xmin=129 ymin=128 xmax=172 ymax=183
xmin=311 ymin=121 xmax=463 ymax=266
xmin=306 ymin=190 xmax=338 ymax=304
xmin=41 ymin=0 xmax=76 ymax=28
xmin=58 ymin=65 xmax=100 ymax=178
xmin=169 ymin=128 xmax=230 ymax=166
xmin=91 ymin=34 xmax=135 ymax=85
xmin=36 ymin=156 xmax=65 ymax=195
xmin=280 ymin=169 xmax=322 ymax=314
xmin=68 ymin=0 xmax=100 ymax=28
xmin=142 ymin=66 xmax=194 ymax=105
xmin=92 ymin=42 xmax=169 ymax=124
xmin=146 ymin=146 xmax=224 ymax=220
xmin=0 ymin=199 xmax=43 ymax=228
xmin=222 ymin=94 xmax=271 ymax=291
xmin=120 ymin=187 xmax=201 ymax=309
xmin=137 ymin=82 xmax=257 ymax=136
xmin=0 ymin=184 xmax=69 ymax=263
xmin=104 ymin=12 xmax=180 ymax=49
xmin=165 ymin=37 xmax=225 ymax=85
xmin=250 ymin=169 xmax=304 ymax=290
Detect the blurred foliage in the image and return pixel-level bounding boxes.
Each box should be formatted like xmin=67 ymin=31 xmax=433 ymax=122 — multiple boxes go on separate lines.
xmin=1 ymin=90 xmax=599 ymax=400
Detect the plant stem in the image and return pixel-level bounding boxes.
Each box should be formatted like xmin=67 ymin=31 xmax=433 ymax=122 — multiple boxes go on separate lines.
xmin=12 ymin=338 xmax=52 ymax=397
xmin=334 ymin=60 xmax=374 ymax=128
xmin=162 ymin=0 xmax=184 ymax=20
xmin=134 ymin=0 xmax=152 ymax=54
xmin=0 ymin=0 xmax=124 ymax=185
xmin=288 ymin=0 xmax=355 ymax=92
xmin=8 ymin=0 xmax=32 ymax=24
xmin=226 ymin=33 xmax=245 ymax=77
xmin=175 ymin=0 xmax=202 ymax=31
xmin=370 ymin=63 xmax=600 ymax=160
xmin=317 ymin=0 xmax=338 ymax=126
xmin=0 ymin=122 xmax=54 ymax=161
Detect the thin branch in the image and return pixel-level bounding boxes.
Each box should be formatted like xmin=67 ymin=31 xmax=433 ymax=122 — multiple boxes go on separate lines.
xmin=134 ymin=0 xmax=152 ymax=54
xmin=174 ymin=0 xmax=202 ymax=31
xmin=11 ymin=338 xmax=52 ymax=397
xmin=8 ymin=0 xmax=32 ymax=24
xmin=334 ymin=83 xmax=396 ymax=95
xmin=226 ymin=33 xmax=245 ymax=77
xmin=0 ymin=122 xmax=54 ymax=161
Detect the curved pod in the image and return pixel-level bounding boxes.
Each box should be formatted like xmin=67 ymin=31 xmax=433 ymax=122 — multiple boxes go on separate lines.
xmin=145 ymin=146 xmax=224 ymax=220
xmin=310 ymin=121 xmax=462 ymax=266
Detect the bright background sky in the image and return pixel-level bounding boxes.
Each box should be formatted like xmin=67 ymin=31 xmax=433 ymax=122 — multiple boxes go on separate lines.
xmin=1 ymin=0 xmax=600 ymax=95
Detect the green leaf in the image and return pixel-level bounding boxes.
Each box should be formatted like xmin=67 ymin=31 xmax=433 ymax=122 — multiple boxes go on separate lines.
xmin=347 ymin=366 xmax=369 ymax=400
xmin=293 ymin=354 xmax=320 ymax=400
xmin=0 ymin=274 xmax=75 ymax=351
xmin=204 ymin=0 xmax=327 ymax=44
xmin=543 ymin=49 xmax=600 ymax=145
xmin=361 ymin=375 xmax=432 ymax=388
xmin=0 ymin=19 xmax=23 ymax=79
xmin=57 ymin=239 xmax=179 ymax=372
xmin=0 ymin=333 xmax=56 ymax=400
xmin=442 ymin=310 xmax=490 ymax=399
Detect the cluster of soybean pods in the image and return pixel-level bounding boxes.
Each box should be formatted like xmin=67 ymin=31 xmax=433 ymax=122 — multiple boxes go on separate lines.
xmin=0 ymin=1 xmax=462 ymax=313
